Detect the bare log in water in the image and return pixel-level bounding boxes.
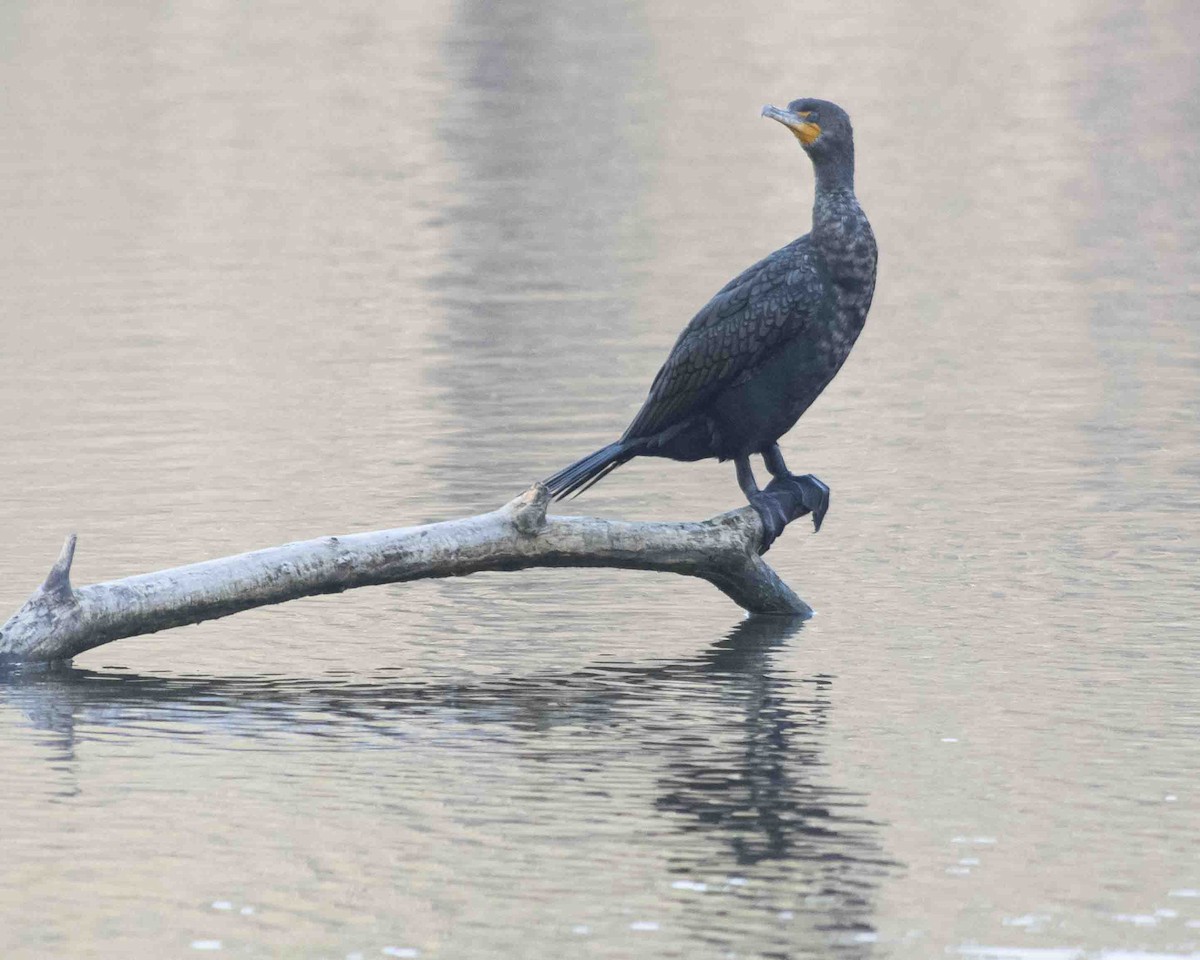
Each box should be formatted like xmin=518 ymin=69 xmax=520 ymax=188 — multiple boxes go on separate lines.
xmin=0 ymin=484 xmax=812 ymax=665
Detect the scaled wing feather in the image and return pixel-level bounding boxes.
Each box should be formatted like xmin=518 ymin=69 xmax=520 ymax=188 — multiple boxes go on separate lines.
xmin=623 ymin=237 xmax=821 ymax=440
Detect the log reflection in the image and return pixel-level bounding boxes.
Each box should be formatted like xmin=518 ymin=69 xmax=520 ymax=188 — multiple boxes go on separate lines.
xmin=2 ymin=616 xmax=893 ymax=954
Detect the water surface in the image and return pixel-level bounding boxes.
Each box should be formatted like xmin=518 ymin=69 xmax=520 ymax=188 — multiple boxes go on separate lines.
xmin=1 ymin=1 xmax=1198 ymax=957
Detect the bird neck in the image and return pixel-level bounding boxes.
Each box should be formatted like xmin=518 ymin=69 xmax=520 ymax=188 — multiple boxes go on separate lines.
xmin=812 ymin=151 xmax=854 ymax=194
xmin=811 ymin=182 xmax=862 ymax=244
xmin=809 ymin=151 xmax=858 ymax=262
xmin=810 ymin=173 xmax=871 ymax=283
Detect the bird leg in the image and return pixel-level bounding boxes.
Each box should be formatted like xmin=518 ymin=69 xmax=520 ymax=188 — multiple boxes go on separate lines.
xmin=761 ymin=444 xmax=830 ymax=533
xmin=735 ymin=455 xmax=791 ymax=554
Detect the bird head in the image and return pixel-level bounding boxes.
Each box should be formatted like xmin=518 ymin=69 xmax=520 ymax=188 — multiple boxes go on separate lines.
xmin=761 ymin=98 xmax=854 ymax=168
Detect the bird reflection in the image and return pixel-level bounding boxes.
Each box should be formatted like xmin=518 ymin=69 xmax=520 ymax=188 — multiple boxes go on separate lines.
xmin=1 ymin=616 xmax=892 ymax=954
xmin=654 ymin=617 xmax=891 ymax=954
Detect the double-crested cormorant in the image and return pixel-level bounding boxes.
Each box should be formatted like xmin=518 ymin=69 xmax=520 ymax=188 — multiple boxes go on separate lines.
xmin=544 ymin=98 xmax=877 ymax=549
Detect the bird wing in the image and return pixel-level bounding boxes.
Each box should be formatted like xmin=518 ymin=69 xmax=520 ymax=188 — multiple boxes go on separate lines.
xmin=622 ymin=236 xmax=823 ymax=440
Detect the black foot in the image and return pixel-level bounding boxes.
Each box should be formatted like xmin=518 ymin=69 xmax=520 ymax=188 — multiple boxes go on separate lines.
xmin=763 ymin=473 xmax=831 ymax=533
xmin=748 ymin=491 xmax=791 ymax=554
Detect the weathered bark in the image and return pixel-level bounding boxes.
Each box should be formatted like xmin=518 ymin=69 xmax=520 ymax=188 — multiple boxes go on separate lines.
xmin=0 ymin=484 xmax=811 ymax=665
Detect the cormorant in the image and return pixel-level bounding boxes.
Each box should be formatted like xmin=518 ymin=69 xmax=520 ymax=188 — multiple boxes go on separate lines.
xmin=544 ymin=98 xmax=877 ymax=550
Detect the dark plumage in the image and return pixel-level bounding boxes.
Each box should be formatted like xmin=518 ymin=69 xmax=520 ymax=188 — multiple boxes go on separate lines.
xmin=545 ymin=98 xmax=877 ymax=548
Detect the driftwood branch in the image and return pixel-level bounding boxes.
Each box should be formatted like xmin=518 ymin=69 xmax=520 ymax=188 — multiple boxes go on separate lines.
xmin=1 ymin=484 xmax=811 ymax=665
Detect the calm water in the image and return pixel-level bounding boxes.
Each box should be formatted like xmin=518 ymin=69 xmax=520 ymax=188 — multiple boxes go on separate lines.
xmin=2 ymin=1 xmax=1198 ymax=958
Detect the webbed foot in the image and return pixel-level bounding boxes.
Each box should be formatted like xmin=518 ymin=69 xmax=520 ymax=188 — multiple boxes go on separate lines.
xmin=737 ymin=453 xmax=829 ymax=554
xmin=748 ymin=491 xmax=791 ymax=554
xmin=763 ymin=473 xmax=830 ymax=533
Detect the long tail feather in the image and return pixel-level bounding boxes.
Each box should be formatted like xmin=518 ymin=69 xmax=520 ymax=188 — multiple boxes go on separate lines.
xmin=543 ymin=441 xmax=633 ymax=501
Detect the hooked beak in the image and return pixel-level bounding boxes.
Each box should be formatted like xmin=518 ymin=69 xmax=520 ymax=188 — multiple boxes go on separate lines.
xmin=761 ymin=104 xmax=821 ymax=146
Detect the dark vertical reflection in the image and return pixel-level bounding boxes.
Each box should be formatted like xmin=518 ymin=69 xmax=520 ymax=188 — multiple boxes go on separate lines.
xmin=654 ymin=618 xmax=891 ymax=956
xmin=426 ymin=0 xmax=657 ymax=506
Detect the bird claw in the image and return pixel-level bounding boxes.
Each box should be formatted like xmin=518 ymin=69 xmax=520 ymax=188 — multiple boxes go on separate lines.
xmin=747 ymin=491 xmax=790 ymax=555
xmin=799 ymin=474 xmax=830 ymax=532
xmin=763 ymin=473 xmax=831 ymax=534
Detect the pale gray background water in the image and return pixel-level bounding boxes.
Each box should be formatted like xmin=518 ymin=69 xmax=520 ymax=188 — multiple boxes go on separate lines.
xmin=1 ymin=1 xmax=1198 ymax=958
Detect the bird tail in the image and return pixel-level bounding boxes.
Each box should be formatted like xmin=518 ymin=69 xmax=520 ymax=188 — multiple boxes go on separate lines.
xmin=543 ymin=440 xmax=634 ymax=501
